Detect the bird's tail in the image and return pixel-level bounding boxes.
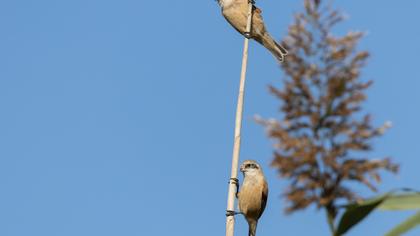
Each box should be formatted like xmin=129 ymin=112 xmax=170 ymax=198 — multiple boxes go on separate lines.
xmin=248 ymin=220 xmax=258 ymax=236
xmin=258 ymin=33 xmax=288 ymax=62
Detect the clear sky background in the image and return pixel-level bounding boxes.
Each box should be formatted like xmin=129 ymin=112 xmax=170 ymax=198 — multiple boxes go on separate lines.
xmin=1 ymin=1 xmax=420 ymax=235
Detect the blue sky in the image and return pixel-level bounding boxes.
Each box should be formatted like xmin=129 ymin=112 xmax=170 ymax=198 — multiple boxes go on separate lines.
xmin=1 ymin=0 xmax=420 ymax=235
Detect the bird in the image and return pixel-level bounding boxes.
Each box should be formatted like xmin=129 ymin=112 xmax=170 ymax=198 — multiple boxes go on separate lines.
xmin=238 ymin=160 xmax=268 ymax=236
xmin=217 ymin=0 xmax=288 ymax=61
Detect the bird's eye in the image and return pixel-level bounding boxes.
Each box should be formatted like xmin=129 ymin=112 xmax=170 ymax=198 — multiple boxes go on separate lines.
xmin=245 ymin=164 xmax=251 ymax=168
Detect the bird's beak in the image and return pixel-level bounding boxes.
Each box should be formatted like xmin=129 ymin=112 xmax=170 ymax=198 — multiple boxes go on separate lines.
xmin=239 ymin=165 xmax=244 ymax=172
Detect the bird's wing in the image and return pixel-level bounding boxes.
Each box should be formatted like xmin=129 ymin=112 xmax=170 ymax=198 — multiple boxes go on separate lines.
xmin=258 ymin=180 xmax=268 ymax=218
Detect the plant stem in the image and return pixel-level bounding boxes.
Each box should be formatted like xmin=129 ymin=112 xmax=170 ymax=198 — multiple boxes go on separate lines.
xmin=326 ymin=208 xmax=336 ymax=236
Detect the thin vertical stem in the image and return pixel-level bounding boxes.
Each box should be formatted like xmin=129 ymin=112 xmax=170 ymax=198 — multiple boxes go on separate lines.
xmin=225 ymin=2 xmax=254 ymax=236
xmin=326 ymin=208 xmax=337 ymax=236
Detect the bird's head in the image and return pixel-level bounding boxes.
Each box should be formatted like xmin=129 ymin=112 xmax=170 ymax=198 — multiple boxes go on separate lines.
xmin=240 ymin=160 xmax=262 ymax=176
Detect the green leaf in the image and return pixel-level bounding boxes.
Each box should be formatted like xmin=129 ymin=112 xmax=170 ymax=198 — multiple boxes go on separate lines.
xmin=379 ymin=193 xmax=420 ymax=211
xmin=385 ymin=211 xmax=420 ymax=236
xmin=335 ymin=194 xmax=389 ymax=236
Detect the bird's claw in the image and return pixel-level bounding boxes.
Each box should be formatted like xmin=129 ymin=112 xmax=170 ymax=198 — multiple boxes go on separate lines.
xmin=226 ymin=210 xmax=243 ymax=217
xmin=229 ymin=178 xmax=240 ymax=198
xmin=244 ymin=32 xmax=252 ymax=39
xmin=229 ymin=178 xmax=239 ymax=186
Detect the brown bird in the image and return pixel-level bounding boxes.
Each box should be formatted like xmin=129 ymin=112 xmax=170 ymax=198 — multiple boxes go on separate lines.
xmin=218 ymin=0 xmax=288 ymax=61
xmin=238 ymin=160 xmax=268 ymax=236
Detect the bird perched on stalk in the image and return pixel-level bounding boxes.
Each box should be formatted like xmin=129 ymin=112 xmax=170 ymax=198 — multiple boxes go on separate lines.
xmin=238 ymin=160 xmax=268 ymax=236
xmin=217 ymin=0 xmax=288 ymax=61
